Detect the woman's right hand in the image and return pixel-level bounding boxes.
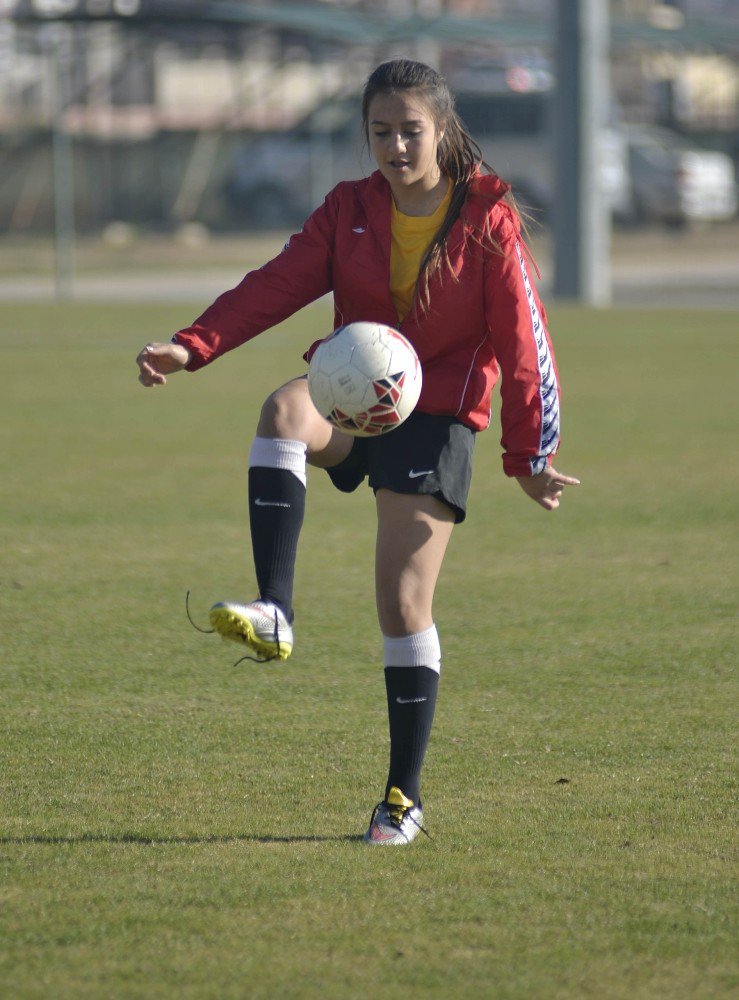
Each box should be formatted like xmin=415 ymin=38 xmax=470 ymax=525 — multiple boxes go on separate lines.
xmin=136 ymin=342 xmax=191 ymax=387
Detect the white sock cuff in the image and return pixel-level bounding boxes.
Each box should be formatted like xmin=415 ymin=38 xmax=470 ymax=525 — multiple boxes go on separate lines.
xmin=249 ymin=437 xmax=307 ymax=487
xmin=383 ymin=625 xmax=441 ymax=673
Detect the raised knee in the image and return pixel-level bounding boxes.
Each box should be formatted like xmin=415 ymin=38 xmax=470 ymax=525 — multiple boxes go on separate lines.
xmin=257 ymin=383 xmax=308 ymax=438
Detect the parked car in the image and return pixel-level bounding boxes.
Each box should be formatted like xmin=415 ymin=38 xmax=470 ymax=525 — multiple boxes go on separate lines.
xmin=223 ymin=81 xmax=630 ymax=228
xmin=620 ymin=125 xmax=737 ymax=226
xmin=224 ymin=97 xmax=367 ymax=228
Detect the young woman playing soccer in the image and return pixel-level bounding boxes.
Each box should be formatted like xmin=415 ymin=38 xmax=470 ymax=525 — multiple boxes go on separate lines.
xmin=136 ymin=59 xmax=579 ymax=845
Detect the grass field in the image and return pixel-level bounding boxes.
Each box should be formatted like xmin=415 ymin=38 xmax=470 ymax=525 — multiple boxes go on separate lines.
xmin=0 ymin=300 xmax=736 ymax=999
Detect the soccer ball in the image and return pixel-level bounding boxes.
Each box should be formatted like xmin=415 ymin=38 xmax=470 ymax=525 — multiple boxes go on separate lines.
xmin=308 ymin=322 xmax=422 ymax=437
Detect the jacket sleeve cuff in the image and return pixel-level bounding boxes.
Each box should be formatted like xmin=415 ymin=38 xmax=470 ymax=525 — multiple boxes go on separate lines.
xmin=503 ymin=453 xmax=553 ymax=478
xmin=172 ymin=332 xmax=215 ymax=372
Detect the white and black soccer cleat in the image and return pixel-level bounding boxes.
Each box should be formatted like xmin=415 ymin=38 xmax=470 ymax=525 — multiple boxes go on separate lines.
xmin=363 ymin=786 xmax=429 ymax=845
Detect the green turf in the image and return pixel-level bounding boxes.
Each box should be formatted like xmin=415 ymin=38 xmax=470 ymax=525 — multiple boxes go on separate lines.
xmin=1 ymin=301 xmax=736 ymax=999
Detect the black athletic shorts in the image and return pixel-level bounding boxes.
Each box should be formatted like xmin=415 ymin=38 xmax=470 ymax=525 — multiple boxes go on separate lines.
xmin=326 ymin=411 xmax=476 ymax=523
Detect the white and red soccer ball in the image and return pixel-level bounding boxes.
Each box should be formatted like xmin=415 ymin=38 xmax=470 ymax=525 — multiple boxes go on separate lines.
xmin=308 ymin=322 xmax=422 ymax=437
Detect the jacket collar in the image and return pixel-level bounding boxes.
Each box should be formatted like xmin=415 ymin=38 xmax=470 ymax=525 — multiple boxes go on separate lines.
xmin=356 ymin=169 xmax=512 ymax=245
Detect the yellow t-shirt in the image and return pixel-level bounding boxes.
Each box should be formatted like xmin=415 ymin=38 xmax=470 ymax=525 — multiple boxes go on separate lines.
xmin=390 ymin=183 xmax=452 ymax=322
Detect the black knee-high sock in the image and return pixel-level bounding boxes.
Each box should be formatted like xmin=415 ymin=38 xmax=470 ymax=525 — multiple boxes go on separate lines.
xmin=384 ymin=665 xmax=439 ymax=805
xmin=248 ymin=467 xmax=305 ymax=620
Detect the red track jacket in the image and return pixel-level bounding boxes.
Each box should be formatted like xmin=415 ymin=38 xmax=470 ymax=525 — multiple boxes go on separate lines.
xmin=174 ymin=171 xmax=560 ymax=477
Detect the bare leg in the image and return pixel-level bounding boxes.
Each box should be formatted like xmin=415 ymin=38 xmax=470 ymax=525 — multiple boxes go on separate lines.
xmin=374 ymin=489 xmax=456 ymax=807
xmin=374 ymin=489 xmax=455 ymax=637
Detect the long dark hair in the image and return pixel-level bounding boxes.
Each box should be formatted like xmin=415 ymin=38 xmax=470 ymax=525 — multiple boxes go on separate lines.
xmin=361 ymin=59 xmax=515 ymax=313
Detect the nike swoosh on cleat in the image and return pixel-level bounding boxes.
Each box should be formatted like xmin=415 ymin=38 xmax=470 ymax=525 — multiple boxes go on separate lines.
xmin=408 ymin=469 xmax=434 ymax=479
xmin=396 ymin=696 xmax=428 ymax=704
xmin=370 ymin=827 xmax=396 ymax=842
xmin=254 ymin=499 xmax=291 ymax=507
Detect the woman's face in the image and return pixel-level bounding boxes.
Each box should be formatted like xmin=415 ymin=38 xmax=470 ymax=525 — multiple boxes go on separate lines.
xmin=367 ymin=91 xmax=442 ymax=196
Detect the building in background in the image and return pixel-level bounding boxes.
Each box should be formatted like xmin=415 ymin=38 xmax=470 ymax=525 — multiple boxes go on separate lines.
xmin=0 ymin=0 xmax=736 ymax=233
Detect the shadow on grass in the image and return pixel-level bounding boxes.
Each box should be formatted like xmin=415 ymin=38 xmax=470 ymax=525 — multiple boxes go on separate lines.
xmin=0 ymin=833 xmax=364 ymax=845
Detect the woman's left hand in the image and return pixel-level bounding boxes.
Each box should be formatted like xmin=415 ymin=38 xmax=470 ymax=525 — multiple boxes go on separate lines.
xmin=516 ymin=466 xmax=580 ymax=511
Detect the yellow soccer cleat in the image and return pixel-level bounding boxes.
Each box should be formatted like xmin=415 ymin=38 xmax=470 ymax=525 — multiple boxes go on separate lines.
xmin=209 ymin=599 xmax=293 ymax=662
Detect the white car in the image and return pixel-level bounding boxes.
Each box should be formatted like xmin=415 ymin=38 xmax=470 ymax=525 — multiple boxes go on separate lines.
xmin=622 ymin=125 xmax=737 ymax=226
xmin=453 ymin=89 xmax=631 ymax=221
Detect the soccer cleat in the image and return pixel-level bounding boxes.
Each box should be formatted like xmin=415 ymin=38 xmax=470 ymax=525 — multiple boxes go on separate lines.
xmin=363 ymin=786 xmax=429 ymax=845
xmin=209 ymin=599 xmax=293 ymax=661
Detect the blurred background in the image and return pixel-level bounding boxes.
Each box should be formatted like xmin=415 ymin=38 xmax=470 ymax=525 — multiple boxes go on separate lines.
xmin=0 ymin=0 xmax=737 ymax=305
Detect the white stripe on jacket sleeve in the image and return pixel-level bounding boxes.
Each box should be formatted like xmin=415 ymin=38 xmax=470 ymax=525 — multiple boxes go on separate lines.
xmin=515 ymin=240 xmax=560 ymax=475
